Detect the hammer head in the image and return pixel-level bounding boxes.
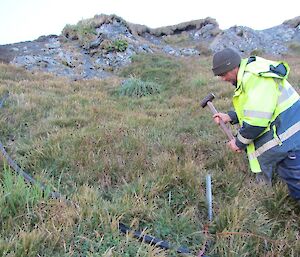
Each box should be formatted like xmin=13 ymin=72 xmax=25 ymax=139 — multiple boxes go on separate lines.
xmin=200 ymin=93 xmax=215 ymax=108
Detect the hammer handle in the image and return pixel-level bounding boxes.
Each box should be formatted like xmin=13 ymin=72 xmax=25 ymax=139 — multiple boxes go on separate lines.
xmin=207 ymin=101 xmax=234 ymax=140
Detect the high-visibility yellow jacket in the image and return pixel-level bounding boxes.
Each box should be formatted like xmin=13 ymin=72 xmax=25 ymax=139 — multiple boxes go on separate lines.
xmin=231 ymin=56 xmax=300 ymax=178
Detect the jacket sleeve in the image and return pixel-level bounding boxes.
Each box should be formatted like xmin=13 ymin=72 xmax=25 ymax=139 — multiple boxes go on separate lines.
xmin=235 ymin=122 xmax=266 ymax=149
xmin=235 ymin=76 xmax=279 ymax=149
xmin=227 ymin=110 xmax=239 ymax=125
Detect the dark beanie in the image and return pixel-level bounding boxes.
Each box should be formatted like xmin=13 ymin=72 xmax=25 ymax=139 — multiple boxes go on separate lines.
xmin=212 ymin=48 xmax=241 ymax=76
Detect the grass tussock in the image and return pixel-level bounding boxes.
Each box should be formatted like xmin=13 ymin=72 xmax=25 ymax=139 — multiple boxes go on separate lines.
xmin=0 ymin=53 xmax=300 ymax=256
xmin=117 ymin=78 xmax=162 ymax=97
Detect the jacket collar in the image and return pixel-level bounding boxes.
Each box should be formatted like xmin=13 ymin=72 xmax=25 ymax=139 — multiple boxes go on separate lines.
xmin=236 ymin=58 xmax=248 ymax=90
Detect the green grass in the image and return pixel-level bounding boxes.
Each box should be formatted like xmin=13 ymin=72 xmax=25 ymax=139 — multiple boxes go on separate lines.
xmin=117 ymin=78 xmax=162 ymax=97
xmin=0 ymin=52 xmax=300 ymax=256
xmin=119 ymin=54 xmax=187 ymax=93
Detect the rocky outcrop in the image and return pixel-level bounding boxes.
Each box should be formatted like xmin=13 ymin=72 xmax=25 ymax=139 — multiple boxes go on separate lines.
xmin=283 ymin=16 xmax=300 ymax=28
xmin=129 ymin=16 xmax=220 ymax=37
xmin=210 ymin=25 xmax=297 ymax=55
xmin=210 ymin=17 xmax=300 ymax=56
xmin=1 ymin=15 xmax=219 ymax=80
xmin=0 ymin=14 xmax=299 ymax=80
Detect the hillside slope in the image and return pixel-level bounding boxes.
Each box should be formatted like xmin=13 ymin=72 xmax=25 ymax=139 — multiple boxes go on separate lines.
xmin=0 ymin=50 xmax=300 ymax=256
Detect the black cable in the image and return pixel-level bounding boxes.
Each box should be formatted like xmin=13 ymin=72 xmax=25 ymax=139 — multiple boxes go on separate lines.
xmin=0 ymin=141 xmax=61 ymax=199
xmin=119 ymin=223 xmax=192 ymax=254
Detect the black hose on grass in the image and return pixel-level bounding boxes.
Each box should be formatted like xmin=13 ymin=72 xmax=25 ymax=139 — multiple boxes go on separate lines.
xmin=119 ymin=223 xmax=192 ymax=254
xmin=0 ymin=92 xmax=209 ymax=256
xmin=0 ymin=141 xmax=62 ymax=199
xmin=0 ymin=91 xmax=61 ymax=198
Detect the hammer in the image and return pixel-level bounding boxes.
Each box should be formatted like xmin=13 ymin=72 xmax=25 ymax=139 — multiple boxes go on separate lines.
xmin=200 ymin=93 xmax=234 ymax=140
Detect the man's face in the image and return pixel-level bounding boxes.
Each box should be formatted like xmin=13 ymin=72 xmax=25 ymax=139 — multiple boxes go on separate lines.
xmin=219 ymin=68 xmax=238 ymax=86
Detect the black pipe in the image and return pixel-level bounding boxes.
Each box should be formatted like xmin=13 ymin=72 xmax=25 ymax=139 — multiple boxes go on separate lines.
xmin=119 ymin=223 xmax=192 ymax=254
xmin=0 ymin=92 xmax=61 ymax=199
xmin=0 ymin=141 xmax=61 ymax=199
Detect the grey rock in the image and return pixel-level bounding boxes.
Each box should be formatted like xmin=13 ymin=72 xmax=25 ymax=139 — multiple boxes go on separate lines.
xmin=210 ymin=24 xmax=298 ymax=55
xmin=1 ymin=14 xmax=300 ymax=80
xmin=89 ymin=37 xmax=103 ymax=49
xmin=137 ymin=44 xmax=153 ymax=53
xmin=180 ymin=48 xmax=200 ymax=56
xmin=96 ymin=21 xmax=132 ymax=40
xmin=194 ymin=24 xmax=216 ymax=39
xmin=58 ymin=51 xmax=75 ymax=68
xmin=45 ymin=40 xmax=61 ymax=49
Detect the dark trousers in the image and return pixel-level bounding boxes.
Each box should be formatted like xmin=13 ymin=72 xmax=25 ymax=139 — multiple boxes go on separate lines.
xmin=277 ymin=150 xmax=300 ymax=201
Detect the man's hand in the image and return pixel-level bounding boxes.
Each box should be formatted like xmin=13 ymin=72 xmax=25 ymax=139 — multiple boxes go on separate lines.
xmin=213 ymin=112 xmax=232 ymax=124
xmin=227 ymin=138 xmax=242 ymax=153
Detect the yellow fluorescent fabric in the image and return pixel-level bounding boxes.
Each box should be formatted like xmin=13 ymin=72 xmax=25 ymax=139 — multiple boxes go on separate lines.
xmin=233 ymin=57 xmax=299 ymax=173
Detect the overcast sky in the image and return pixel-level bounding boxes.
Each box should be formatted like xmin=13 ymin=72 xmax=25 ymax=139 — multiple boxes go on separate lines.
xmin=0 ymin=0 xmax=299 ymax=45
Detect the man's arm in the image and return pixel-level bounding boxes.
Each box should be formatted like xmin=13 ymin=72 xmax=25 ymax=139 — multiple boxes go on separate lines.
xmin=235 ymin=122 xmax=266 ymax=150
xmin=227 ymin=110 xmax=239 ymax=125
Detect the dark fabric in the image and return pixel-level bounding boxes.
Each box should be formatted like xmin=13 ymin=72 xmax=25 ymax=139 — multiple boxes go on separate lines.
xmin=254 ymin=102 xmax=300 ymax=149
xmin=239 ymin=121 xmax=266 ymax=140
xmin=277 ymin=150 xmax=300 ymax=201
xmin=247 ymin=56 xmax=256 ymax=65
xmin=212 ymin=48 xmax=241 ymax=76
xmin=258 ymin=63 xmax=288 ymax=77
xmin=228 ymin=110 xmax=239 ymax=124
xmin=235 ymin=139 xmax=247 ymax=149
xmin=269 ymin=63 xmax=287 ymax=77
xmin=251 ymin=102 xmax=300 ymax=180
xmin=235 ymin=121 xmax=266 ymax=149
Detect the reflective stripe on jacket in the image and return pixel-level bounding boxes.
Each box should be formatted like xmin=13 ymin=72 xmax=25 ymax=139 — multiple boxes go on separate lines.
xmin=233 ymin=56 xmax=300 ymax=174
